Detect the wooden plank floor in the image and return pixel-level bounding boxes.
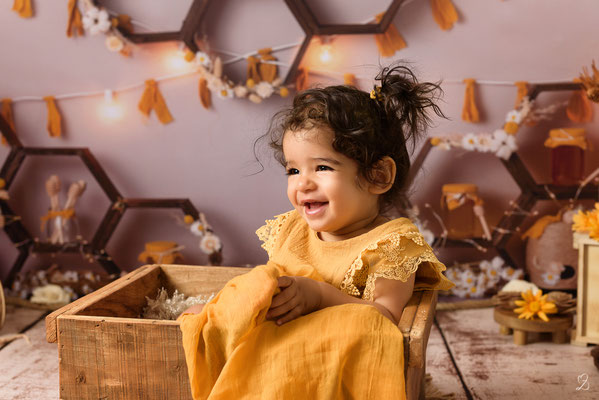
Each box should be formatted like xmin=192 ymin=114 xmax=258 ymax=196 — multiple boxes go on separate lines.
xmin=1 ymin=305 xmax=598 ymax=399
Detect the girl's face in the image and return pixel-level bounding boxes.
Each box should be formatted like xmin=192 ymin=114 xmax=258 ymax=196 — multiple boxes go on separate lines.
xmin=282 ymin=128 xmax=380 ymax=241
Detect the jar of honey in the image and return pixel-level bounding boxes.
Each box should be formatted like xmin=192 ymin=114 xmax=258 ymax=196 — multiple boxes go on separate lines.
xmin=544 ymin=128 xmax=587 ymax=186
xmin=441 ymin=183 xmax=481 ymax=239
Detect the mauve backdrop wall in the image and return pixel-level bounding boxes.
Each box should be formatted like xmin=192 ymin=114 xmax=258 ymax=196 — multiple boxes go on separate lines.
xmin=1 ymin=0 xmax=598 ymax=280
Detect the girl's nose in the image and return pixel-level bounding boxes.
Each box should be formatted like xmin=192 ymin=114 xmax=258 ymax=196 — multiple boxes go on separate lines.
xmin=297 ymin=174 xmax=315 ymax=191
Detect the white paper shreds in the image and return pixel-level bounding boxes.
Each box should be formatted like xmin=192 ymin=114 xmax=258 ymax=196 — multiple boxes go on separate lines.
xmin=141 ymin=287 xmax=214 ymax=320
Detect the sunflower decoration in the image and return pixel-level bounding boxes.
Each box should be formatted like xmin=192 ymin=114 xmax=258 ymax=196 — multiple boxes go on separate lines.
xmin=572 ymin=203 xmax=599 ymax=241
xmin=513 ymin=289 xmax=557 ymax=322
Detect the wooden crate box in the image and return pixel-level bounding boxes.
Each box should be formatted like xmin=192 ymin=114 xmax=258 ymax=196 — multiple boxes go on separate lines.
xmin=46 ymin=264 xmax=437 ymax=400
xmin=572 ymin=233 xmax=599 ymax=345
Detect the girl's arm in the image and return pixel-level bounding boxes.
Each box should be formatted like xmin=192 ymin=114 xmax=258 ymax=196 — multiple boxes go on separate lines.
xmin=266 ymin=274 xmax=415 ymax=326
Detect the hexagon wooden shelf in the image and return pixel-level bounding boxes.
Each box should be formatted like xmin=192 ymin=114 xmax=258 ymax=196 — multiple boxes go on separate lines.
xmin=0 ymin=116 xmax=211 ymax=285
xmin=108 ymin=0 xmax=405 ymax=85
xmin=407 ymin=81 xmax=595 ymax=269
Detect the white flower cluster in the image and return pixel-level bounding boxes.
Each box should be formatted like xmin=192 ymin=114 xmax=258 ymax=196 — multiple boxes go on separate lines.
xmin=195 ymin=51 xmax=289 ymax=104
xmin=432 ymin=100 xmax=532 ymax=160
xmin=81 ymin=5 xmax=128 ymax=53
xmin=189 ymin=218 xmax=222 ymax=255
xmin=445 ymin=256 xmax=524 ymax=298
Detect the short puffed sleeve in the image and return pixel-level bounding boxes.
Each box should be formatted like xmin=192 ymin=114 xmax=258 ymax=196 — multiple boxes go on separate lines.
xmin=255 ymin=211 xmax=295 ymax=259
xmin=339 ymin=231 xmax=454 ymax=301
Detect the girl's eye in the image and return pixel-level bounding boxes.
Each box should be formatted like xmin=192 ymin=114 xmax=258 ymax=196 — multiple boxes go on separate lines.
xmin=317 ymin=165 xmax=332 ymax=171
xmin=286 ymin=168 xmax=299 ymax=176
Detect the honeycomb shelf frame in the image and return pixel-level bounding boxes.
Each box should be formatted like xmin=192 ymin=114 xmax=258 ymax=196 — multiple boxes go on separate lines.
xmin=407 ymin=81 xmax=595 ymax=269
xmin=108 ymin=0 xmax=405 ymax=85
xmin=0 ymin=116 xmax=206 ymax=286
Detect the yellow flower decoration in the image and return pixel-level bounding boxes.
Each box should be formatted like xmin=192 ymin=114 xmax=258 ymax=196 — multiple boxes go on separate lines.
xmin=514 ymin=289 xmax=557 ymax=322
xmin=572 ymin=203 xmax=599 ymax=241
xmin=183 ymin=214 xmax=195 ymax=224
xmin=430 ymin=137 xmax=441 ymax=146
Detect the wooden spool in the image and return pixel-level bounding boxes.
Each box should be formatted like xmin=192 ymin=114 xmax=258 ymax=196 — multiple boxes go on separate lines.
xmin=0 ymin=279 xmax=5 ymax=329
xmin=493 ymin=308 xmax=573 ymax=345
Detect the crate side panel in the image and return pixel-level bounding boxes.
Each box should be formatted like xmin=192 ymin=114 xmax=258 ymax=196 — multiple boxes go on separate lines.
xmin=58 ymin=316 xmax=192 ymax=400
xmin=76 ymin=266 xmax=165 ymax=318
xmin=581 ymin=243 xmax=599 ymax=341
xmin=162 ymin=265 xmax=250 ymax=296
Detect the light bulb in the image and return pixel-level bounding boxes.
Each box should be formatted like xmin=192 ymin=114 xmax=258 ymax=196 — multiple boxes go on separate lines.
xmin=167 ymin=43 xmax=193 ymax=71
xmin=99 ymin=90 xmax=124 ymax=121
xmin=320 ymin=44 xmax=333 ymax=64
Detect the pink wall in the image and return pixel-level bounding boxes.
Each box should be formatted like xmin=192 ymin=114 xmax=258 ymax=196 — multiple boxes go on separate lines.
xmin=1 ymin=0 xmax=598 ymax=280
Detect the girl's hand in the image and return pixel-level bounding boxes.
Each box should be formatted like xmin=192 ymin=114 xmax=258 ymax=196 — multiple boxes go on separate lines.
xmin=266 ymin=276 xmax=321 ymax=325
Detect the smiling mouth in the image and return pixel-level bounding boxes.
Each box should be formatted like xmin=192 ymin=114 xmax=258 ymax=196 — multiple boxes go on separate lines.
xmin=303 ymin=201 xmax=328 ymax=215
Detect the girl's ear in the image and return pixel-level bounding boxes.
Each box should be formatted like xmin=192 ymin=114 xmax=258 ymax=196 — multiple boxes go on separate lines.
xmin=368 ymin=156 xmax=396 ymax=194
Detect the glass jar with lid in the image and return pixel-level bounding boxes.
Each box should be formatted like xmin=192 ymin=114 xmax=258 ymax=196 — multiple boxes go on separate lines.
xmin=544 ymin=128 xmax=587 ymax=186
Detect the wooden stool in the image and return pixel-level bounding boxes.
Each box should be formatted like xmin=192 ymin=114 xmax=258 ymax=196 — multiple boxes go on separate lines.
xmin=493 ymin=308 xmax=573 ymax=345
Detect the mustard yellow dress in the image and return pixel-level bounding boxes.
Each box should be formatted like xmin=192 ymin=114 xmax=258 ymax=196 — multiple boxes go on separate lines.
xmin=179 ymin=210 xmax=453 ymax=400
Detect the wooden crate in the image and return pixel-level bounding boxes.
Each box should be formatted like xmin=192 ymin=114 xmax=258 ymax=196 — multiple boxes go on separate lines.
xmin=46 ymin=264 xmax=437 ymax=400
xmin=572 ymin=233 xmax=599 ymax=345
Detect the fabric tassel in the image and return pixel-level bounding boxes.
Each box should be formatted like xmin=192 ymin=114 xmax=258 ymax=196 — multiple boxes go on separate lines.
xmin=374 ymin=12 xmax=406 ymax=58
xmin=1 ymin=99 xmax=15 ymax=146
xmin=43 ymin=96 xmax=62 ymax=138
xmin=246 ymin=56 xmax=261 ymax=84
xmin=295 ymin=68 xmax=309 ymax=92
xmin=66 ymin=0 xmax=83 ymax=37
xmin=116 ymin=14 xmax=133 ymax=34
xmin=461 ymin=79 xmax=480 ymax=123
xmin=138 ymin=79 xmax=174 ymax=124
xmin=198 ymin=78 xmax=211 ymax=109
xmin=430 ymin=0 xmax=458 ymax=31
xmin=514 ymin=81 xmax=528 ymax=108
xmin=344 ymin=73 xmax=356 ymax=87
xmin=12 ymin=0 xmax=32 ymax=18
xmin=258 ymin=48 xmax=278 ymax=83
xmin=567 ymin=79 xmax=593 ymax=123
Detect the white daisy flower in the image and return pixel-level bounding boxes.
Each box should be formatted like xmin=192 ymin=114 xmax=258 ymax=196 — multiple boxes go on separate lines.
xmin=484 ymin=262 xmax=502 ymax=285
xmin=460 ymin=269 xmax=476 ymax=287
xmin=195 ymin=51 xmax=212 ymax=69
xmin=475 ymin=134 xmax=493 ymax=152
xmin=216 ymin=85 xmax=235 ymax=99
xmin=63 ymin=270 xmax=79 ymax=283
xmin=500 ymin=266 xmax=523 ymax=281
xmin=466 ymin=285 xmax=484 ymax=298
xmin=490 ymin=129 xmax=517 ymax=160
xmin=541 ymin=271 xmax=560 ymax=286
xmin=461 ymin=133 xmax=477 ymax=151
xmin=82 ymin=7 xmax=111 ymax=36
xmin=491 ymin=256 xmax=504 ymax=269
xmin=106 ymin=35 xmax=124 ymax=52
xmin=479 ymin=260 xmax=492 ymax=271
xmin=83 ymin=271 xmax=96 ymax=282
xmin=199 ymin=234 xmax=222 ymax=254
xmin=233 ymin=85 xmax=249 ymax=98
xmin=505 ymin=110 xmax=523 ymax=124
xmin=190 ymin=220 xmax=205 ymax=236
xmin=255 ymin=81 xmax=275 ymax=99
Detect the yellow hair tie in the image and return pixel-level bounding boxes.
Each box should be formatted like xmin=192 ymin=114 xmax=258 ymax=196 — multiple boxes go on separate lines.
xmin=370 ymin=86 xmax=383 ymax=101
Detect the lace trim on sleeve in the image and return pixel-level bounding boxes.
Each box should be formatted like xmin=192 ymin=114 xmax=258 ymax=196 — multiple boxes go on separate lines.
xmin=255 ymin=211 xmax=293 ymax=258
xmin=339 ymin=231 xmax=436 ymax=301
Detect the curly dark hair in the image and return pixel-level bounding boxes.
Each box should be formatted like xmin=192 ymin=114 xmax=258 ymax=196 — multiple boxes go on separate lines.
xmin=258 ymin=63 xmax=444 ymax=212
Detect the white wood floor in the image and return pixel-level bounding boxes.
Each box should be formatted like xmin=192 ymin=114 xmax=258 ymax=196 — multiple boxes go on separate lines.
xmin=1 ymin=304 xmax=598 ymax=399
